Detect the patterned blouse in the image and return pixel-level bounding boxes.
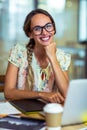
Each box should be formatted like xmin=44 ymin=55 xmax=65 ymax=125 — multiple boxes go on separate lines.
xmin=8 ymin=43 xmax=71 ymax=92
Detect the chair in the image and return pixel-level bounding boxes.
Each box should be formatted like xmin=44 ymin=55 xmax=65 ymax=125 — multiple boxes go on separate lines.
xmin=0 ymin=75 xmax=5 ymax=92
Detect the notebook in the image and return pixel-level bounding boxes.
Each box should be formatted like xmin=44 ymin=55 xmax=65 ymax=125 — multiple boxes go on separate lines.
xmin=61 ymin=79 xmax=87 ymax=126
xmin=9 ymin=99 xmax=46 ymax=114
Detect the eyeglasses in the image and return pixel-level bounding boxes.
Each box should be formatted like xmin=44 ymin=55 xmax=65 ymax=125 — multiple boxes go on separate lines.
xmin=31 ymin=22 xmax=54 ymax=36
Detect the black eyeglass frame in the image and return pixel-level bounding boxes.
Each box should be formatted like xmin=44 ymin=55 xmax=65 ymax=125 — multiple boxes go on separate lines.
xmin=30 ymin=22 xmax=55 ymax=36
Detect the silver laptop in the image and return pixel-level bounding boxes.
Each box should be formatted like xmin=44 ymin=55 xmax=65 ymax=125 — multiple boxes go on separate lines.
xmin=62 ymin=79 xmax=87 ymax=126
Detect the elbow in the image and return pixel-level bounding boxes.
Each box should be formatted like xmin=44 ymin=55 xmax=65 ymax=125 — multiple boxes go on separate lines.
xmin=4 ymin=89 xmax=14 ymax=100
xmin=4 ymin=90 xmax=11 ymax=100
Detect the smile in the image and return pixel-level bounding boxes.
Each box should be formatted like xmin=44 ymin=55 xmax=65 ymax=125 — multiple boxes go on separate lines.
xmin=40 ymin=36 xmax=50 ymax=41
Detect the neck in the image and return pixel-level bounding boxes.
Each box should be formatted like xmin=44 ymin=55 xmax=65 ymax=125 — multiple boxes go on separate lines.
xmin=34 ymin=46 xmax=49 ymax=68
xmin=34 ymin=46 xmax=46 ymax=59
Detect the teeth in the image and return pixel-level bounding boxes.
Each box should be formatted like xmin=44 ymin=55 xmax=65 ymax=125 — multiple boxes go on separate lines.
xmin=41 ymin=37 xmax=49 ymax=41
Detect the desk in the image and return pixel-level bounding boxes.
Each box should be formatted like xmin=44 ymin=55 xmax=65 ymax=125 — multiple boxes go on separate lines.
xmin=20 ymin=114 xmax=86 ymax=130
xmin=40 ymin=124 xmax=86 ymax=130
xmin=62 ymin=124 xmax=86 ymax=130
xmin=0 ymin=93 xmax=86 ymax=130
xmin=0 ymin=117 xmax=86 ymax=130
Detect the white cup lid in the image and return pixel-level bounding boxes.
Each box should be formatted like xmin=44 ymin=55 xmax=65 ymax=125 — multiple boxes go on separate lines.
xmin=43 ymin=103 xmax=63 ymax=113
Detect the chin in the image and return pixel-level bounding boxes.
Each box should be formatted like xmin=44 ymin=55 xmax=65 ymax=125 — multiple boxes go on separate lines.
xmin=42 ymin=42 xmax=50 ymax=46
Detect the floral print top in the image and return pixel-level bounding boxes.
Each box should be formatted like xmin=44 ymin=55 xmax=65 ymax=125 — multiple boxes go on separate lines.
xmin=8 ymin=43 xmax=71 ymax=92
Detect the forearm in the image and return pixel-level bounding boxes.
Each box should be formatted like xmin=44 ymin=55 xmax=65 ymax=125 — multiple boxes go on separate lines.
xmin=4 ymin=88 xmax=39 ymax=100
xmin=50 ymin=57 xmax=69 ymax=97
xmin=4 ymin=87 xmax=64 ymax=103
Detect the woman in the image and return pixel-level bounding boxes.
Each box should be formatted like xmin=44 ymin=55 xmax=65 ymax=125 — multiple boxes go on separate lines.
xmin=4 ymin=9 xmax=71 ymax=103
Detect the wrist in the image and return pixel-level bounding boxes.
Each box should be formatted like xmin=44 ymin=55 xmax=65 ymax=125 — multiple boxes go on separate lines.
xmin=38 ymin=92 xmax=43 ymax=98
xmin=50 ymin=56 xmax=58 ymax=64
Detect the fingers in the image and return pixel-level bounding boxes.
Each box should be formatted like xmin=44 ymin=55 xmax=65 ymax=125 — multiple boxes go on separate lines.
xmin=49 ymin=93 xmax=65 ymax=103
xmin=40 ymin=92 xmax=65 ymax=104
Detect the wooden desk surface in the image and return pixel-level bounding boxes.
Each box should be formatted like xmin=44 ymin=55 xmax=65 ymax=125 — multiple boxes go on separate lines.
xmin=62 ymin=124 xmax=86 ymax=130
xmin=20 ymin=113 xmax=86 ymax=130
xmin=0 ymin=93 xmax=86 ymax=130
xmin=40 ymin=124 xmax=86 ymax=130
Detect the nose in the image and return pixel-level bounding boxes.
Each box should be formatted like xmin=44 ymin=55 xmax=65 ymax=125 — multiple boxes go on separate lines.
xmin=41 ymin=28 xmax=48 ymax=35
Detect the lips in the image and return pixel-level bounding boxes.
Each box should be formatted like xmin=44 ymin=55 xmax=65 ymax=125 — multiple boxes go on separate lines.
xmin=40 ymin=36 xmax=50 ymax=42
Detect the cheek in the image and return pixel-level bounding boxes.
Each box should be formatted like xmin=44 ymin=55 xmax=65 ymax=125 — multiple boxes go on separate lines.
xmin=33 ymin=35 xmax=40 ymax=42
xmin=31 ymin=32 xmax=39 ymax=39
xmin=33 ymin=35 xmax=39 ymax=39
xmin=52 ymin=30 xmax=55 ymax=35
xmin=48 ymin=30 xmax=55 ymax=36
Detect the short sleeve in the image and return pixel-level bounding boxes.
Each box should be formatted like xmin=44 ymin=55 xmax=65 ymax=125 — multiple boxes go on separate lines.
xmin=56 ymin=49 xmax=71 ymax=71
xmin=8 ymin=43 xmax=26 ymax=67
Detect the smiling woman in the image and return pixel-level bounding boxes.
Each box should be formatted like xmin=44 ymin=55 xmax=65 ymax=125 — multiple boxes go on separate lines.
xmin=4 ymin=9 xmax=71 ymax=103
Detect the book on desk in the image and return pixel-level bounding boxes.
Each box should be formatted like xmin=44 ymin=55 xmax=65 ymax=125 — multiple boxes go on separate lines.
xmin=9 ymin=98 xmax=46 ymax=114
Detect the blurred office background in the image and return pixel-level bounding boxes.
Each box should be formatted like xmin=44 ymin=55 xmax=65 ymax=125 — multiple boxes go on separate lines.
xmin=0 ymin=0 xmax=87 ymax=80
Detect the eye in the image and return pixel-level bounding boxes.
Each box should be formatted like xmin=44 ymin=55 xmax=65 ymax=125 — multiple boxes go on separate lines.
xmin=46 ymin=23 xmax=53 ymax=29
xmin=33 ymin=26 xmax=41 ymax=31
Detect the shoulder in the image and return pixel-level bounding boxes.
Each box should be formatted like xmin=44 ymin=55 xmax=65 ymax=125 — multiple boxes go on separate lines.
xmin=8 ymin=43 xmax=27 ymax=67
xmin=10 ymin=43 xmax=27 ymax=57
xmin=56 ymin=48 xmax=71 ymax=59
xmin=12 ymin=43 xmax=27 ymax=51
xmin=56 ymin=48 xmax=71 ymax=70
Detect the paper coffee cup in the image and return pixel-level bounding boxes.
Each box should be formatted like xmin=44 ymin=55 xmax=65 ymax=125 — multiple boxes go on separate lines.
xmin=43 ymin=103 xmax=63 ymax=130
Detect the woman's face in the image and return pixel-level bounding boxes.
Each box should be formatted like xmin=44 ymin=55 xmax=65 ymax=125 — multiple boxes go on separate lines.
xmin=29 ymin=13 xmax=55 ymax=47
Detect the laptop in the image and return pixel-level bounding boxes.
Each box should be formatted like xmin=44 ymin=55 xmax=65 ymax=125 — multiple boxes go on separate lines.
xmin=61 ymin=79 xmax=87 ymax=126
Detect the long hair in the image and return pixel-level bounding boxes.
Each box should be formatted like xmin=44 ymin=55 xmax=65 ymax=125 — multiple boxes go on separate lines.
xmin=23 ymin=8 xmax=56 ymax=90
